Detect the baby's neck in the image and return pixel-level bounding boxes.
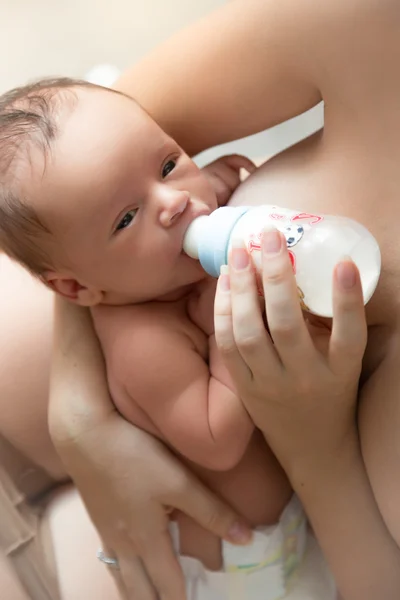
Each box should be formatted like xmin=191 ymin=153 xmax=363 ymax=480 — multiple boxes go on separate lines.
xmin=153 ymin=279 xmax=209 ymax=303
xmin=99 ymin=275 xmax=211 ymax=307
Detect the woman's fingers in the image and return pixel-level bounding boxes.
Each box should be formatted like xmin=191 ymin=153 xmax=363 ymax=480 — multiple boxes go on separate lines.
xmin=135 ymin=531 xmax=186 ymax=600
xmin=227 ymin=239 xmax=279 ymax=375
xmin=214 ymin=265 xmax=252 ymax=384
xmin=97 ymin=541 xmax=157 ymax=600
xmin=117 ymin=553 xmax=158 ymax=600
xmin=168 ymin=456 xmax=252 ymax=545
xmin=330 ymin=260 xmax=368 ymax=373
xmin=260 ymin=228 xmax=316 ymax=370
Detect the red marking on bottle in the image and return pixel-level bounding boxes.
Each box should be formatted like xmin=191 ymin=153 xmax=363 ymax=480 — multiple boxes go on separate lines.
xmin=269 ymin=213 xmax=286 ymax=221
xmin=248 ymin=238 xmax=262 ymax=253
xmin=291 ymin=212 xmax=323 ymax=225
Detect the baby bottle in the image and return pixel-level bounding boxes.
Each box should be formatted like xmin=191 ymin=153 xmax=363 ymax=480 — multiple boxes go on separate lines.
xmin=183 ymin=205 xmax=381 ymax=317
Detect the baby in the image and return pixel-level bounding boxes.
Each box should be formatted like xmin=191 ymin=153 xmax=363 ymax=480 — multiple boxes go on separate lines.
xmin=0 ymin=79 xmax=334 ymax=599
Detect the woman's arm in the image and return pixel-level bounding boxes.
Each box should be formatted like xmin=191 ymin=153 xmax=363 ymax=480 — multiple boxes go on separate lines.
xmin=286 ymin=428 xmax=400 ymax=600
xmin=48 ymin=297 xmax=251 ymax=600
xmin=115 ymin=0 xmax=321 ymax=154
xmin=115 ymin=0 xmax=395 ymax=156
xmin=214 ymin=232 xmax=400 ymax=600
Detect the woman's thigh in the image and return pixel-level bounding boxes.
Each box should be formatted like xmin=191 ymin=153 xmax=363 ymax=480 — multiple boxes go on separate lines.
xmin=0 ymin=551 xmax=31 ymax=600
xmin=44 ymin=486 xmax=121 ymax=600
xmin=0 ymin=255 xmax=65 ymax=478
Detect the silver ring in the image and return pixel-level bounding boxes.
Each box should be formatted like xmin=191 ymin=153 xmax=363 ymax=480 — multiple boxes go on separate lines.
xmin=97 ymin=548 xmax=120 ymax=570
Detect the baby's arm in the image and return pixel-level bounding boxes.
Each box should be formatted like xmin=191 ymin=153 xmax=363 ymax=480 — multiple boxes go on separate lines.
xmin=201 ymin=155 xmax=256 ymax=207
xmin=112 ymin=311 xmax=253 ymax=471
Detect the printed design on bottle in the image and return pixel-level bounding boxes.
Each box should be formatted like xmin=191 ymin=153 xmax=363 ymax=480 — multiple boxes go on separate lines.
xmin=268 ymin=212 xmax=286 ymax=221
xmin=283 ymin=225 xmax=304 ymax=248
xmin=269 ymin=208 xmax=323 ymax=226
xmin=247 ymin=228 xmax=302 ymax=269
xmin=291 ymin=212 xmax=323 ymax=225
xmin=247 ymin=228 xmax=310 ymax=310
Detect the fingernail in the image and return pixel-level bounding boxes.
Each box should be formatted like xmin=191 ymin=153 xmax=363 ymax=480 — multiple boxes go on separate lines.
xmin=231 ymin=238 xmax=249 ymax=270
xmin=336 ymin=259 xmax=357 ymax=290
xmin=227 ymin=521 xmax=252 ymax=545
xmin=219 ymin=265 xmax=230 ymax=291
xmin=263 ymin=227 xmax=282 ymax=255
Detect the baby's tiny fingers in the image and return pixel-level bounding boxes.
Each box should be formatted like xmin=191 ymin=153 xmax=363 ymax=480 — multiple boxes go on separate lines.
xmin=222 ymin=154 xmax=256 ymax=174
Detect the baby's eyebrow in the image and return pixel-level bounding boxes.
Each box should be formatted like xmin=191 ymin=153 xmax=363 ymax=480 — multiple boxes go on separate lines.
xmin=104 ymin=183 xmax=133 ymax=226
xmin=156 ymin=138 xmax=177 ymax=155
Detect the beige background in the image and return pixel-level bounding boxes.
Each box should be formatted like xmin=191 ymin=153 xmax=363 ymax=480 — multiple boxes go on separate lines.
xmin=1 ymin=0 xmax=323 ymax=161
xmin=0 ymin=0 xmax=226 ymax=92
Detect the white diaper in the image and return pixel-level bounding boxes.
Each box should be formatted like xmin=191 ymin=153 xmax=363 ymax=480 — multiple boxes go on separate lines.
xmin=170 ymin=496 xmax=336 ymax=600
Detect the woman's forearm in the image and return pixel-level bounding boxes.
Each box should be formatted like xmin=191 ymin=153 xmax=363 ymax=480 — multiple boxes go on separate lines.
xmin=286 ymin=429 xmax=400 ymax=600
xmin=115 ymin=0 xmax=321 ymax=155
xmin=48 ymin=297 xmax=114 ymax=445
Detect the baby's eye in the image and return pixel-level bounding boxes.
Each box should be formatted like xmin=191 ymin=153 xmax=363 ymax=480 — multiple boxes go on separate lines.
xmin=162 ymin=159 xmax=176 ymax=178
xmin=115 ymin=208 xmax=138 ymax=232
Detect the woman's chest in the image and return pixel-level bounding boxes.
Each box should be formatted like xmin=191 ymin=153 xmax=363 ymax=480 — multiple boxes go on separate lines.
xmin=230 ymin=130 xmax=400 ymax=380
xmin=230 ymin=132 xmax=400 ymax=327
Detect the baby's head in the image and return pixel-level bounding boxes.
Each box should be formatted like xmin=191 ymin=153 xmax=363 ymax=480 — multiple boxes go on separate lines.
xmin=0 ymin=78 xmax=217 ymax=305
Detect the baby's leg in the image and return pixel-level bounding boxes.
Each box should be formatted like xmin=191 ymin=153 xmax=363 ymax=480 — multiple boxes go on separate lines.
xmin=43 ymin=486 xmax=121 ymax=600
xmin=178 ymin=431 xmax=292 ymax=570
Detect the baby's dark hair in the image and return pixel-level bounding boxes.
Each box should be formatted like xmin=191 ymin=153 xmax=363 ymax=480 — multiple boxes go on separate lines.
xmin=0 ymin=77 xmax=122 ymax=276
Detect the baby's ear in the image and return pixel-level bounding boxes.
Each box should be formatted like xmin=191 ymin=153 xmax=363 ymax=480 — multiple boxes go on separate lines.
xmin=42 ymin=272 xmax=104 ymax=306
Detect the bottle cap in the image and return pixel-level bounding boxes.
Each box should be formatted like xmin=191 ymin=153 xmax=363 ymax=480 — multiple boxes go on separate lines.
xmin=197 ymin=206 xmax=249 ymax=277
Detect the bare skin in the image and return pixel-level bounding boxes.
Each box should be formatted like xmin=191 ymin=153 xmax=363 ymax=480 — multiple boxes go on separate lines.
xmin=117 ymin=2 xmax=400 ymax=581
xmin=25 ymin=88 xmax=290 ymax=570
xmin=2 ymin=0 xmax=400 ymax=598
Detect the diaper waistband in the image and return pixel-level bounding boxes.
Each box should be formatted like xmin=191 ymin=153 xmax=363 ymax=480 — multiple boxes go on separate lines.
xmin=170 ymin=495 xmax=308 ymax=600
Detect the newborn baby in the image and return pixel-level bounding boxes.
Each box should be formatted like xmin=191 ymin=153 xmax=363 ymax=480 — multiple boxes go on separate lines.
xmin=0 ymin=79 xmax=334 ymax=599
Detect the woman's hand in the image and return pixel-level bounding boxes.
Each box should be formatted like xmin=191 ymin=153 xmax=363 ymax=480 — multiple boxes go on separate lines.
xmin=214 ymin=231 xmax=400 ymax=600
xmin=214 ymin=229 xmax=367 ymax=468
xmin=49 ymin=298 xmax=251 ymax=600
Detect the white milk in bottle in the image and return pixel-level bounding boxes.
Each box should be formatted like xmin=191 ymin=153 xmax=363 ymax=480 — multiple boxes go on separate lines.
xmin=183 ymin=205 xmax=381 ymax=317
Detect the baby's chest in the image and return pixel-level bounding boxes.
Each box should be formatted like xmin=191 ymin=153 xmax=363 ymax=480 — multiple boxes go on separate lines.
xmin=187 ymin=279 xmax=218 ymax=337
xmin=96 ymin=300 xmax=210 ymax=371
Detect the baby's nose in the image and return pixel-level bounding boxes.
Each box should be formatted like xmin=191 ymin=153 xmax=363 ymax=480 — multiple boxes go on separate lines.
xmin=159 ymin=190 xmax=189 ymax=227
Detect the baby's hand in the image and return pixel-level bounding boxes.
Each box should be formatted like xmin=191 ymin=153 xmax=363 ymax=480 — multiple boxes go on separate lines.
xmin=202 ymin=154 xmax=256 ymax=206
